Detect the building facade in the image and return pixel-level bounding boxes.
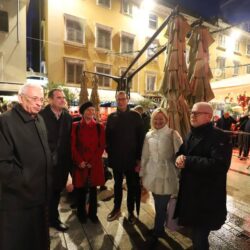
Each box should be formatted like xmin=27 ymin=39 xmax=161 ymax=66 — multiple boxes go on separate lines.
xmin=0 ymin=0 xmax=29 ymax=95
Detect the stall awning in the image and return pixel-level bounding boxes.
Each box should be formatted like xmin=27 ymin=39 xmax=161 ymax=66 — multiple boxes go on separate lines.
xmin=65 ymin=87 xmax=145 ymax=103
xmin=211 ymin=74 xmax=250 ymax=101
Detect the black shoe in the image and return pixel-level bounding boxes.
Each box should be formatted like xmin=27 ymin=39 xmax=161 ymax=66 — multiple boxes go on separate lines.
xmin=107 ymin=208 xmax=121 ymax=221
xmin=128 ymin=212 xmax=136 ymax=225
xmin=50 ymin=220 xmax=69 ymax=232
xmin=89 ymin=215 xmax=99 ymax=224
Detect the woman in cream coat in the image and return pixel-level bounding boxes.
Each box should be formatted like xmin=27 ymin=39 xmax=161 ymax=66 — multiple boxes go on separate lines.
xmin=140 ymin=108 xmax=182 ymax=239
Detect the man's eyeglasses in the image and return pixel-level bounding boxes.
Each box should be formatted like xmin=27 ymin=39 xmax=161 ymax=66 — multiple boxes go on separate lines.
xmin=190 ymin=111 xmax=211 ymax=117
xmin=22 ymin=94 xmax=44 ymax=103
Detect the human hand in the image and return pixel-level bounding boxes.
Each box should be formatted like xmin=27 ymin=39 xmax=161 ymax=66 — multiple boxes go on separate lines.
xmin=175 ymin=155 xmax=186 ymax=169
xmin=79 ymin=161 xmax=87 ymax=169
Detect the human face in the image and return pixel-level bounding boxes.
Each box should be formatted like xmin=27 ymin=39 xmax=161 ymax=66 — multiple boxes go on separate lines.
xmin=153 ymin=112 xmax=167 ymax=130
xmin=50 ymin=90 xmax=66 ymax=110
xmin=116 ymin=93 xmax=128 ymax=112
xmin=19 ymin=86 xmax=44 ymax=115
xmin=190 ymin=104 xmax=212 ymax=128
xmin=83 ymin=107 xmax=95 ymax=121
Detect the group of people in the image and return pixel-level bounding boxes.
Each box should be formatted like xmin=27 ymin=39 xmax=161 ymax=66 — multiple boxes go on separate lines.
xmin=0 ymin=83 xmax=232 ymax=250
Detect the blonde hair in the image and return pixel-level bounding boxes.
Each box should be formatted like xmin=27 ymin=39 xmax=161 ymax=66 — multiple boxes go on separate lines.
xmin=150 ymin=107 xmax=168 ymax=130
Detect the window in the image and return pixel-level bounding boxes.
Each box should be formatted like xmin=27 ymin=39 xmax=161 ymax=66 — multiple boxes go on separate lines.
xmin=246 ymin=43 xmax=250 ymax=55
xmin=121 ymin=32 xmax=134 ymax=54
xmin=120 ymin=67 xmax=135 ymax=89
xmin=65 ymin=59 xmax=84 ymax=84
xmin=122 ymin=0 xmax=133 ymax=16
xmin=149 ymin=14 xmax=158 ymax=29
xmin=234 ymin=40 xmax=240 ymax=52
xmin=95 ymin=64 xmax=111 ymax=87
xmin=233 ymin=61 xmax=239 ymax=75
xmin=64 ymin=14 xmax=85 ymax=45
xmin=147 ymin=39 xmax=159 ymax=59
xmin=97 ymin=0 xmax=111 ymax=8
xmin=218 ymin=34 xmax=226 ymax=48
xmin=146 ymin=73 xmax=156 ymax=91
xmin=96 ymin=25 xmax=112 ymax=50
xmin=216 ymin=57 xmax=226 ymax=70
xmin=246 ymin=65 xmax=250 ymax=74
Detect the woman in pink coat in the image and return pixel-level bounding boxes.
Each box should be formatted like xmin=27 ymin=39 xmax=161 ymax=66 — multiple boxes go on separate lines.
xmin=71 ymin=101 xmax=105 ymax=223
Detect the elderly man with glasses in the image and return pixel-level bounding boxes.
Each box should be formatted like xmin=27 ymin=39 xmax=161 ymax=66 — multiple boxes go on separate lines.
xmin=0 ymin=83 xmax=52 ymax=250
xmin=175 ymin=102 xmax=232 ymax=250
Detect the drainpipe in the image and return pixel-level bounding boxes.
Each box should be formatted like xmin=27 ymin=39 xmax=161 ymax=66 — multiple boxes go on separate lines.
xmin=17 ymin=0 xmax=20 ymax=43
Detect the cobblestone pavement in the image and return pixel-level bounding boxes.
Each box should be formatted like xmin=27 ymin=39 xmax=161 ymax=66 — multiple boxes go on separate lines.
xmin=50 ymin=153 xmax=250 ymax=249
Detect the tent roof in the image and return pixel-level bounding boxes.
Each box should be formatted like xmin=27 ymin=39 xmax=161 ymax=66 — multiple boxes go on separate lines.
xmin=211 ymin=74 xmax=250 ymax=89
xmin=65 ymin=87 xmax=145 ymax=103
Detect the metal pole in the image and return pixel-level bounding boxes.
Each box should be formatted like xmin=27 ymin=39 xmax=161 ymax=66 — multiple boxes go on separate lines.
xmin=121 ymin=11 xmax=174 ymax=78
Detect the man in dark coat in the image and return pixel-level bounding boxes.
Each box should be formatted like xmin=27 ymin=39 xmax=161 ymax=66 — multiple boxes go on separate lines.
xmin=106 ymin=91 xmax=144 ymax=224
xmin=0 ymin=83 xmax=52 ymax=250
xmin=215 ymin=111 xmax=236 ymax=131
xmin=40 ymin=88 xmax=72 ymax=232
xmin=175 ymin=102 xmax=232 ymax=250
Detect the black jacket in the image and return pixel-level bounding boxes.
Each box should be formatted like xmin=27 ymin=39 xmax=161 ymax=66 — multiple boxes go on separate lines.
xmin=0 ymin=104 xmax=52 ymax=210
xmin=40 ymin=105 xmax=72 ymax=189
xmin=106 ymin=108 xmax=144 ymax=172
xmin=175 ymin=122 xmax=232 ymax=230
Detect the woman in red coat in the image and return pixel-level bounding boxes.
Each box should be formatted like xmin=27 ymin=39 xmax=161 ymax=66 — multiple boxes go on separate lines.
xmin=71 ymin=101 xmax=105 ymax=223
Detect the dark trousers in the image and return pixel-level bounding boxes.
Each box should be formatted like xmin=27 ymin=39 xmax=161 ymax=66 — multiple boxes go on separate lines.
xmin=49 ymin=189 xmax=61 ymax=223
xmin=152 ymin=193 xmax=171 ymax=236
xmin=0 ymin=205 xmax=49 ymax=250
xmin=75 ymin=187 xmax=97 ymax=217
xmin=113 ymin=169 xmax=136 ymax=214
xmin=192 ymin=226 xmax=211 ymax=250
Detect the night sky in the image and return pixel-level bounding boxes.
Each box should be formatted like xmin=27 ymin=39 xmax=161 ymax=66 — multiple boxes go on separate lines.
xmin=162 ymin=0 xmax=250 ymax=25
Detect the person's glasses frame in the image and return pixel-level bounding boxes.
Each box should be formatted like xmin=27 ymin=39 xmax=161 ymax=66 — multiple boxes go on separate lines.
xmin=189 ymin=111 xmax=211 ymax=117
xmin=22 ymin=94 xmax=44 ymax=103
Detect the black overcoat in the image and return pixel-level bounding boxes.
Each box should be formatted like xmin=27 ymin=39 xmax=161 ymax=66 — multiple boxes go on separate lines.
xmin=174 ymin=122 xmax=232 ymax=230
xmin=40 ymin=105 xmax=72 ymax=190
xmin=0 ymin=104 xmax=52 ymax=209
xmin=106 ymin=108 xmax=144 ymax=172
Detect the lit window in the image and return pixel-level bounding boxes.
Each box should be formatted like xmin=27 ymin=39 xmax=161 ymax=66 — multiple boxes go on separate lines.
xmin=97 ymin=0 xmax=111 ymax=8
xmin=234 ymin=40 xmax=240 ymax=52
xmin=96 ymin=25 xmax=112 ymax=50
xmin=147 ymin=39 xmax=159 ymax=59
xmin=64 ymin=14 xmax=85 ymax=44
xmin=216 ymin=57 xmax=226 ymax=70
xmin=120 ymin=67 xmax=135 ymax=89
xmin=149 ymin=14 xmax=158 ymax=29
xmin=96 ymin=65 xmax=111 ymax=87
xmin=246 ymin=65 xmax=250 ymax=74
xmin=246 ymin=43 xmax=250 ymax=55
xmin=146 ymin=73 xmax=156 ymax=91
xmin=121 ymin=32 xmax=134 ymax=54
xmin=122 ymin=0 xmax=133 ymax=16
xmin=218 ymin=34 xmax=226 ymax=48
xmin=233 ymin=61 xmax=239 ymax=75
xmin=65 ymin=59 xmax=84 ymax=84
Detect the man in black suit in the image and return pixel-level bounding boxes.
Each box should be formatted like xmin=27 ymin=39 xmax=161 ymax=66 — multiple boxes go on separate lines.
xmin=40 ymin=88 xmax=72 ymax=232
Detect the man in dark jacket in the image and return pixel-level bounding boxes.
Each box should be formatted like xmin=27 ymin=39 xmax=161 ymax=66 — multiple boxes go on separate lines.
xmin=175 ymin=102 xmax=232 ymax=250
xmin=106 ymin=91 xmax=144 ymax=224
xmin=215 ymin=111 xmax=236 ymax=131
xmin=0 ymin=83 xmax=52 ymax=250
xmin=40 ymin=88 xmax=72 ymax=232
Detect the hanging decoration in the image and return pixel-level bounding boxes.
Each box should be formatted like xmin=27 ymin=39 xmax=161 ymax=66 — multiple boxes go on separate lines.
xmin=159 ymin=13 xmax=191 ymax=139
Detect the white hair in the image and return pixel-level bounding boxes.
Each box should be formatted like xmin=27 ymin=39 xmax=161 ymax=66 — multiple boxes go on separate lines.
xmin=18 ymin=83 xmax=43 ymax=95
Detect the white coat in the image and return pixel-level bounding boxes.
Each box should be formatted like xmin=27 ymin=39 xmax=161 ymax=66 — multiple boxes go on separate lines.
xmin=140 ymin=125 xmax=183 ymax=195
